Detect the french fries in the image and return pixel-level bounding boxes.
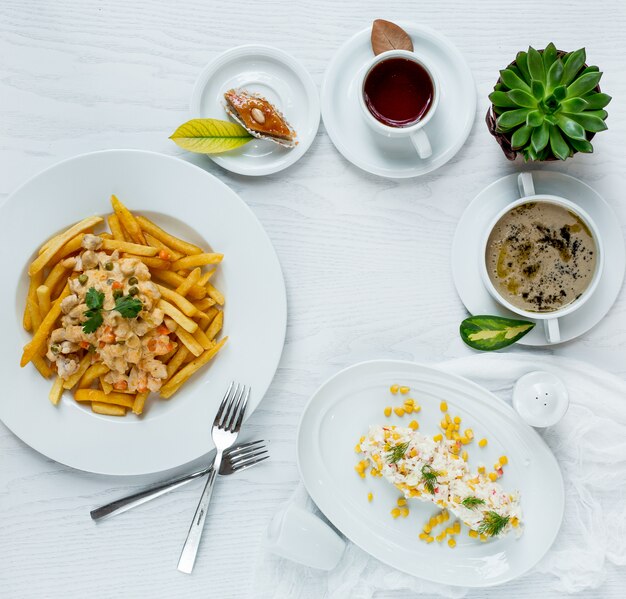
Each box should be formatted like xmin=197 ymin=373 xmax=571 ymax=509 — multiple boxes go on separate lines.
xmin=22 ymin=196 xmax=226 ymax=417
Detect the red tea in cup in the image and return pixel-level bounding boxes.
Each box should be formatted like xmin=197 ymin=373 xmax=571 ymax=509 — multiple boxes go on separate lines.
xmin=363 ymin=57 xmax=434 ymax=128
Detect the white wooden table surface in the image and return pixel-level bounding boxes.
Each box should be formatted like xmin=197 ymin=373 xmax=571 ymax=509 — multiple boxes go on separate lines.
xmin=1 ymin=1 xmax=625 ymax=597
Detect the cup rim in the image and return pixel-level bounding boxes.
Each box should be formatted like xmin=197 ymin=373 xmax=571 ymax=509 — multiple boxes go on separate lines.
xmin=480 ymin=194 xmax=604 ymax=320
xmin=359 ymin=49 xmax=440 ymax=134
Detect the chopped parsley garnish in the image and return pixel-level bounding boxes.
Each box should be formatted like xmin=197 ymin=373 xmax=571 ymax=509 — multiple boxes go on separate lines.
xmin=386 ymin=441 xmax=409 ymax=464
xmin=477 ymin=511 xmax=510 ymax=537
xmin=82 ymin=286 xmax=142 ymax=334
xmin=420 ymin=464 xmax=440 ymax=494
xmin=461 ymin=496 xmax=485 ymax=509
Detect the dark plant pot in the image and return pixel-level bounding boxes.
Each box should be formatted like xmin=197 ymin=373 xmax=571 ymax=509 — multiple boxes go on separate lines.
xmin=486 ymin=50 xmax=598 ymax=161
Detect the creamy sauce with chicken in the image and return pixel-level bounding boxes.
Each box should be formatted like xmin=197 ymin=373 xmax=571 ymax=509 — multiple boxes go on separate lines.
xmin=46 ymin=234 xmax=176 ymax=392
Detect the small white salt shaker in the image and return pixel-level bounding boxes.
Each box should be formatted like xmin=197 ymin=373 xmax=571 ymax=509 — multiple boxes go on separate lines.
xmin=513 ymin=371 xmax=569 ymax=427
xmin=264 ymin=503 xmax=345 ymax=570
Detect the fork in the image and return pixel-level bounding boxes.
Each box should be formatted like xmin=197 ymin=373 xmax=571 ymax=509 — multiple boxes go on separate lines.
xmin=90 ymin=440 xmax=268 ymax=521
xmin=177 ymin=381 xmax=250 ymax=574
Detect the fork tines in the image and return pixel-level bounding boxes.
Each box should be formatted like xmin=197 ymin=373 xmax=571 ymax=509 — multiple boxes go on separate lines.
xmin=215 ymin=382 xmax=251 ymax=432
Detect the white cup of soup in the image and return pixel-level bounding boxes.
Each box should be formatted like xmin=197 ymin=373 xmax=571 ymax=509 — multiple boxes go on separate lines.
xmin=480 ymin=173 xmax=604 ymax=344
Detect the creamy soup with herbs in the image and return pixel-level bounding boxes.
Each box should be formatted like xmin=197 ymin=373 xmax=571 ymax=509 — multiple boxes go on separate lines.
xmin=485 ymin=201 xmax=597 ymax=313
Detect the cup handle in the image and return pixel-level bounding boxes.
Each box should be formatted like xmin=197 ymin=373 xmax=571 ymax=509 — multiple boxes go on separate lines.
xmin=543 ymin=318 xmax=560 ymax=344
xmin=517 ymin=172 xmax=535 ymax=197
xmin=410 ymin=129 xmax=432 ymax=159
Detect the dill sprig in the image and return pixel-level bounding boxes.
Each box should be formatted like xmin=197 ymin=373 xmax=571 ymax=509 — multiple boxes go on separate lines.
xmin=461 ymin=496 xmax=485 ymax=509
xmin=386 ymin=441 xmax=409 ymax=464
xmin=477 ymin=511 xmax=510 ymax=537
xmin=420 ymin=464 xmax=440 ymax=494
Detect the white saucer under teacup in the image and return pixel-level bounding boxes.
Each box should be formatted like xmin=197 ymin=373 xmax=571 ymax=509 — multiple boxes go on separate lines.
xmin=190 ymin=44 xmax=320 ymax=176
xmin=452 ymin=171 xmax=625 ymax=346
xmin=321 ymin=23 xmax=475 ymax=179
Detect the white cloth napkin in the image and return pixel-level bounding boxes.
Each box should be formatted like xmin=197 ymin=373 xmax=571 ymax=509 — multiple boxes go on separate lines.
xmin=253 ymin=354 xmax=626 ymax=598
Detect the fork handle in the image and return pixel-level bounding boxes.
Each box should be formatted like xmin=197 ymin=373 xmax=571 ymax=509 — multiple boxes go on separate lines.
xmin=90 ymin=466 xmax=212 ymax=521
xmin=177 ymin=451 xmax=223 ymax=573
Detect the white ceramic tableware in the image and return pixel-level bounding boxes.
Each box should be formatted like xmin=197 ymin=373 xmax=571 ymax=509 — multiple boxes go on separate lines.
xmin=513 ymin=371 xmax=569 ymax=428
xmin=265 ymin=503 xmax=346 ymax=570
xmin=321 ymin=22 xmax=475 ymax=178
xmin=190 ymin=44 xmax=320 ymax=176
xmin=452 ymin=171 xmax=625 ymax=346
xmin=0 ymin=150 xmax=287 ymax=475
xmin=358 ymin=50 xmax=440 ymax=159
xmin=297 ymin=360 xmax=564 ymax=587
xmin=480 ymin=172 xmax=604 ymax=344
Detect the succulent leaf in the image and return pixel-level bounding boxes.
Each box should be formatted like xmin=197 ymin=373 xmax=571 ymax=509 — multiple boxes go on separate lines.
xmin=583 ymin=92 xmax=612 ymax=109
xmin=553 ymin=85 xmax=567 ymax=101
xmin=511 ymin=125 xmax=533 ymax=149
xmin=556 ymin=114 xmax=587 ymax=141
xmin=515 ymin=51 xmax=531 ymax=82
xmin=565 ymin=112 xmax=608 ymax=132
xmin=566 ymin=72 xmax=602 ymax=98
xmin=546 ymin=59 xmax=564 ymax=92
xmin=531 ymin=80 xmax=545 ymax=100
xmin=489 ymin=91 xmax=519 ymax=107
xmin=549 ymin=125 xmax=570 ymax=160
xmin=526 ymin=110 xmax=544 ymax=127
xmin=531 ymin=122 xmax=550 ymax=152
xmin=542 ymin=43 xmax=558 ymax=70
xmin=580 ymin=65 xmax=599 ymax=76
xmin=497 ymin=108 xmax=531 ymax=130
xmin=568 ymin=138 xmax=594 ymax=153
xmin=499 ymin=69 xmax=532 ymax=93
xmin=507 ymin=89 xmax=538 ymax=108
xmin=562 ymin=48 xmax=586 ymax=85
xmin=559 ymin=97 xmax=589 ymax=112
xmin=527 ymin=47 xmax=546 ymax=82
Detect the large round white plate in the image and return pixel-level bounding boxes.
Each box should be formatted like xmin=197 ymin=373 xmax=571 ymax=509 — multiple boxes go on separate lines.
xmin=452 ymin=171 xmax=625 ymax=346
xmin=190 ymin=44 xmax=320 ymax=176
xmin=0 ymin=150 xmax=287 ymax=475
xmin=321 ymin=23 xmax=475 ymax=179
xmin=297 ymin=360 xmax=564 ymax=587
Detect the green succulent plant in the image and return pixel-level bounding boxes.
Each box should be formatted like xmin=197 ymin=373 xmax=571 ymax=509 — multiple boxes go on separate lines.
xmin=489 ymin=43 xmax=611 ymax=161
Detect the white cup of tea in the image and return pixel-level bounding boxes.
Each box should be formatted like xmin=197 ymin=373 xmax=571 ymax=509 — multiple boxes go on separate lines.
xmin=358 ymin=49 xmax=440 ymax=159
xmin=480 ymin=172 xmax=604 ymax=344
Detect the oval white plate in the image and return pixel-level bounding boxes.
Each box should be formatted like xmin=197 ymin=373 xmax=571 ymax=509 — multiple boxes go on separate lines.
xmin=297 ymin=360 xmax=564 ymax=587
xmin=0 ymin=150 xmax=286 ymax=475
xmin=190 ymin=44 xmax=320 ymax=176
xmin=321 ymin=23 xmax=475 ymax=178
xmin=451 ymin=171 xmax=625 ymax=345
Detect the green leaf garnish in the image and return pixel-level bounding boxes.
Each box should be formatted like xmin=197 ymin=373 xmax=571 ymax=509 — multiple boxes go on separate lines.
xmin=169 ymin=118 xmax=253 ymax=154
xmin=477 ymin=511 xmax=510 ymax=537
xmin=85 ymin=287 xmax=104 ymax=311
xmin=461 ymin=496 xmax=485 ymax=509
xmin=387 ymin=441 xmax=409 ymax=464
xmin=460 ymin=315 xmax=535 ymax=351
xmin=114 ymin=295 xmax=143 ymax=319
xmin=420 ymin=464 xmax=440 ymax=494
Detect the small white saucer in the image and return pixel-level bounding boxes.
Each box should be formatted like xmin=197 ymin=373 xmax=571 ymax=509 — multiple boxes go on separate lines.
xmin=452 ymin=171 xmax=625 ymax=346
xmin=321 ymin=23 xmax=475 ymax=179
xmin=190 ymin=44 xmax=320 ymax=176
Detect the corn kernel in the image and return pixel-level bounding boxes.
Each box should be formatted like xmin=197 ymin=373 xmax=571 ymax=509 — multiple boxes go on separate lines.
xmin=384 ymin=406 xmax=392 ymax=417
xmin=367 ymin=492 xmax=373 ymax=502
xmin=413 ymin=404 xmax=421 ymax=413
xmin=419 ymin=532 xmax=428 ymax=540
xmin=469 ymin=529 xmax=479 ymax=538
xmin=454 ymin=423 xmax=460 ymax=431
xmin=448 ymin=538 xmax=456 ymax=548
xmin=397 ymin=497 xmax=407 ymax=507
xmin=404 ymin=398 xmax=414 ymax=406
xmin=400 ymin=386 xmax=410 ymax=394
xmin=453 ymin=416 xmax=461 ymax=424
xmin=465 ymin=428 xmax=474 ymax=439
xmin=425 ymin=536 xmax=434 ymax=543
xmin=445 ymin=527 xmax=455 ymax=535
xmin=462 ymin=450 xmax=468 ymax=462
xmin=478 ymin=465 xmax=485 ymax=474
xmin=359 ymin=472 xmax=366 ymax=478
xmin=480 ymin=534 xmax=488 ymax=542
xmin=391 ymin=508 xmax=401 ymax=518
xmin=460 ymin=436 xmax=470 ymax=445
xmin=370 ymin=468 xmax=379 ymax=476
xmin=478 ymin=438 xmax=488 ymax=448
xmin=409 ymin=447 xmax=417 ymax=457
xmin=409 ymin=420 xmax=419 ymax=430
xmin=444 ymin=413 xmax=452 ymax=424
xmin=436 ymin=514 xmax=444 ymax=524
xmin=354 ymin=444 xmax=361 ymax=453
xmin=440 ymin=401 xmax=448 ymax=412
xmin=445 ymin=428 xmax=453 ymax=440
xmin=404 ymin=404 xmax=414 ymax=414
xmin=511 ymin=517 xmax=519 ymax=528
xmin=359 ymin=435 xmax=365 ymax=443
xmin=400 ymin=507 xmax=409 ymax=517
xmin=423 ymin=524 xmax=432 ymax=534
xmin=453 ymin=521 xmax=461 ymax=534
xmin=443 ymin=510 xmax=450 ymax=521
xmin=452 ymin=432 xmax=461 ymax=441
xmin=499 ymin=455 xmax=508 ymax=466
xmin=394 ymin=407 xmax=405 ymax=417
xmin=390 ymin=384 xmax=399 ymax=394
xmin=436 ymin=533 xmax=446 ymax=542
xmin=440 ymin=419 xmax=448 ymax=429
xmin=392 ymin=432 xmax=400 ymax=440
xmin=451 ymin=454 xmax=459 ymax=460
xmin=488 ymin=472 xmax=498 ymax=482
xmin=433 ymin=434 xmax=443 ymax=442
